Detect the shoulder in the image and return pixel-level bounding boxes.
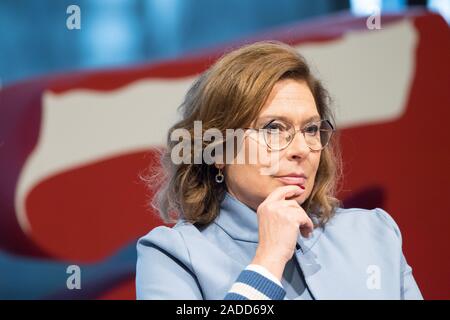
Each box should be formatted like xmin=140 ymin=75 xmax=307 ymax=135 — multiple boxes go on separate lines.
xmin=135 ymin=221 xmax=206 ymax=299
xmin=135 ymin=221 xmax=201 ymax=284
xmin=136 ymin=220 xmax=199 ymax=262
xmin=326 ymin=207 xmax=403 ymax=245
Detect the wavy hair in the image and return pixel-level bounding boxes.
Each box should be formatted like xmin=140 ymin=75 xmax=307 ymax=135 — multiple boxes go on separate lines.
xmin=144 ymin=40 xmax=342 ymax=228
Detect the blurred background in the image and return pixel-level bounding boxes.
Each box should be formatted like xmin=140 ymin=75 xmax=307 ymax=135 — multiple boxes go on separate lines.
xmin=0 ymin=0 xmax=449 ymax=299
xmin=1 ymin=0 xmax=448 ymax=86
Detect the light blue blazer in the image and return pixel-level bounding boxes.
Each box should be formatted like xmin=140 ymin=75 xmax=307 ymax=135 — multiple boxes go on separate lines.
xmin=136 ymin=192 xmax=423 ymax=299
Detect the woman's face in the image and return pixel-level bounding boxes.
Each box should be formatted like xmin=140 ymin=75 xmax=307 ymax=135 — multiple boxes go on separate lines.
xmin=222 ymin=79 xmax=322 ymax=211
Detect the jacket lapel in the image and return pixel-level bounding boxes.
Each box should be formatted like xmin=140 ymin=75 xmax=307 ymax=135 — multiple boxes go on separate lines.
xmin=215 ymin=192 xmax=362 ymax=299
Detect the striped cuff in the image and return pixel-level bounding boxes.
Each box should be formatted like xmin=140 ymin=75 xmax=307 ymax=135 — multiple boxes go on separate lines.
xmin=246 ymin=264 xmax=283 ymax=287
xmin=224 ymin=268 xmax=286 ymax=300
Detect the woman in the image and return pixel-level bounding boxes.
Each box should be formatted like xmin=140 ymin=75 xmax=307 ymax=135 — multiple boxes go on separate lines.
xmin=136 ymin=41 xmax=423 ymax=300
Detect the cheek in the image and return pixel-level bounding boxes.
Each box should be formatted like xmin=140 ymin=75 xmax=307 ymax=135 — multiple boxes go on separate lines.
xmin=306 ymin=152 xmax=321 ymax=188
xmin=311 ymin=152 xmax=321 ymax=172
xmin=248 ymin=135 xmax=283 ymax=177
xmin=242 ymin=133 xmax=270 ymax=162
xmin=226 ymin=163 xmax=274 ymax=204
xmin=226 ymin=138 xmax=277 ymax=195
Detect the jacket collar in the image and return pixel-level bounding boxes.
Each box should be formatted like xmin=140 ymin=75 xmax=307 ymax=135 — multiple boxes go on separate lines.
xmin=212 ymin=193 xmax=384 ymax=300
xmin=214 ymin=191 xmax=323 ymax=253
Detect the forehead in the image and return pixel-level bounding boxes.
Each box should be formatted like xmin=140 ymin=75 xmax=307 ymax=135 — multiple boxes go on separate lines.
xmin=257 ymin=79 xmax=319 ymax=125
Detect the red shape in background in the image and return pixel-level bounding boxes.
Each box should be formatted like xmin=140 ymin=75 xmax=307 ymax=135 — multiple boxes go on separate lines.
xmin=26 ymin=149 xmax=164 ymax=263
xmin=98 ymin=279 xmax=136 ymax=300
xmin=337 ymin=14 xmax=450 ymax=299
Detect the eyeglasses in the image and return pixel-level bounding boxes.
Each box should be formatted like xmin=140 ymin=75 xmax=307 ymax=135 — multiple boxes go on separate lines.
xmin=244 ymin=119 xmax=335 ymax=151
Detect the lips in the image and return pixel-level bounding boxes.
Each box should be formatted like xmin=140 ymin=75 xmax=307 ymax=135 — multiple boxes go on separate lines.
xmin=275 ymin=176 xmax=307 ymax=189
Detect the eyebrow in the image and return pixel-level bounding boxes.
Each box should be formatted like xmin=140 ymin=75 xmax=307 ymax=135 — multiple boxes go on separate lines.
xmin=256 ymin=114 xmax=321 ymax=126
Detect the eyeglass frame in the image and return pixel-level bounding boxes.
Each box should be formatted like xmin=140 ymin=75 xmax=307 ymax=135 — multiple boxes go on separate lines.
xmin=242 ymin=118 xmax=335 ymax=151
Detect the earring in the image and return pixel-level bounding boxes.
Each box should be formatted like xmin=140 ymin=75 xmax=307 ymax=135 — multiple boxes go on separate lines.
xmin=215 ymin=168 xmax=224 ymax=183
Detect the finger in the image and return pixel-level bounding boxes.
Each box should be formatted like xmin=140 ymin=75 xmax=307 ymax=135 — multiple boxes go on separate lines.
xmin=280 ymin=199 xmax=302 ymax=209
xmin=265 ymin=185 xmax=304 ymax=203
xmin=299 ymin=217 xmax=314 ymax=238
xmin=284 ymin=206 xmax=314 ymax=235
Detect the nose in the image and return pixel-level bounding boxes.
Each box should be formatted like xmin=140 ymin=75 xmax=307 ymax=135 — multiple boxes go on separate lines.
xmin=285 ymin=131 xmax=310 ymax=160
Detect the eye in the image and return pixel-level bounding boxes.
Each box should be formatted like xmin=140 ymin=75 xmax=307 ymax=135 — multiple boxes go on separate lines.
xmin=263 ymin=120 xmax=287 ymax=132
xmin=304 ymin=124 xmax=319 ymax=135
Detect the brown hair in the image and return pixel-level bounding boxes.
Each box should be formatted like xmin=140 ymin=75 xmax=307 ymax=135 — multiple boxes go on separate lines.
xmin=145 ymin=40 xmax=342 ymax=228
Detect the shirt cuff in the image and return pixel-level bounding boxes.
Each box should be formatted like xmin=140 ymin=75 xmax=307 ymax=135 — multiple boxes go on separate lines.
xmin=224 ymin=264 xmax=286 ymax=300
xmin=245 ymin=264 xmax=283 ymax=287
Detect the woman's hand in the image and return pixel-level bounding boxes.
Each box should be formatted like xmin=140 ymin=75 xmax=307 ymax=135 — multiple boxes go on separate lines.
xmin=251 ymin=185 xmax=314 ymax=281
